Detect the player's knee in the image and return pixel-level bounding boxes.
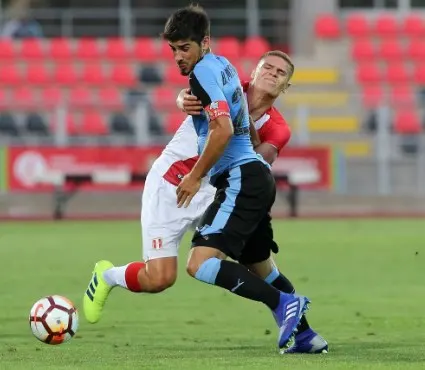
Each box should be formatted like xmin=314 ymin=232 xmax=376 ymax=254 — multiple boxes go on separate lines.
xmin=150 ymin=272 xmax=176 ymax=292
xmin=186 ymin=259 xmax=200 ymax=278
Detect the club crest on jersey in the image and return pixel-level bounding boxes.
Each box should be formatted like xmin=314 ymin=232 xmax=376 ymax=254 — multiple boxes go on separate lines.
xmin=152 ymin=238 xmax=163 ymax=250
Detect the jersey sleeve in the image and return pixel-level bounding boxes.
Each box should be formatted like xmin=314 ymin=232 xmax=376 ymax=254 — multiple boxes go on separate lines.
xmin=259 ymin=117 xmax=291 ymax=153
xmin=189 ymin=65 xmax=231 ymax=122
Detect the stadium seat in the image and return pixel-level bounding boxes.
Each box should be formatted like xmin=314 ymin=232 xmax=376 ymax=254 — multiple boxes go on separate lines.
xmin=19 ymin=39 xmax=46 ymax=59
xmin=406 ymin=39 xmax=425 ymax=61
xmin=110 ymin=113 xmax=133 ymax=135
xmin=25 ymin=113 xmax=49 ymax=136
xmin=351 ymin=39 xmax=375 ymax=61
xmin=346 ymin=14 xmax=370 ymax=38
xmin=139 ymin=66 xmax=162 ymax=84
xmin=75 ymin=38 xmax=102 ymax=60
xmin=389 ymin=85 xmax=416 ymax=107
xmin=355 ymin=63 xmax=382 ymax=84
xmin=374 ymin=15 xmax=399 ymax=37
xmin=98 ymin=87 xmax=124 ymax=110
xmin=0 ymin=64 xmax=23 ymax=85
xmin=11 ymin=87 xmax=37 ymax=109
xmin=242 ymin=36 xmax=270 ymax=59
xmin=377 ymin=39 xmax=404 ymax=60
xmin=152 ymin=86 xmax=177 ymax=110
xmin=148 ymin=112 xmax=164 ymax=136
xmin=215 ymin=37 xmax=241 ymax=59
xmin=0 ymin=39 xmax=16 ymax=60
xmin=41 ymin=86 xmax=64 ymax=107
xmin=384 ymin=63 xmax=410 ymax=84
xmin=165 ymin=111 xmax=186 ymax=134
xmin=413 ymin=64 xmax=425 ymax=84
xmin=68 ymin=86 xmax=95 ymax=108
xmin=26 ymin=63 xmax=51 ymax=85
xmin=49 ymin=38 xmax=73 ymax=60
xmin=402 ymin=15 xmax=424 ymax=37
xmin=361 ymin=85 xmax=384 ymax=108
xmin=314 ymin=14 xmax=341 ymax=39
xmin=81 ymin=111 xmax=108 ymax=135
xmin=52 ymin=113 xmax=79 ymax=135
xmin=109 ymin=64 xmax=137 ymax=87
xmin=53 ymin=63 xmax=79 ymax=85
xmin=104 ymin=38 xmax=131 ymax=60
xmin=80 ymin=63 xmax=106 ymax=85
xmin=133 ymin=38 xmax=157 ymax=61
xmin=0 ymin=113 xmax=19 ymax=136
xmin=0 ymin=90 xmax=7 ymax=109
xmin=164 ymin=65 xmax=188 ymax=86
xmin=393 ymin=110 xmax=421 ymax=134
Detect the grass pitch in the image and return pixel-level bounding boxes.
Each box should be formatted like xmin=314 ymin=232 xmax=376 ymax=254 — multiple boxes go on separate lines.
xmin=0 ymin=219 xmax=424 ymax=369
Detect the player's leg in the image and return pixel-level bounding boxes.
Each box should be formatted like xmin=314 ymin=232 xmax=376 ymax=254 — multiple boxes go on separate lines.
xmin=186 ymin=163 xmax=309 ymax=348
xmin=83 ymin=171 xmax=184 ymax=323
xmin=240 ymin=216 xmax=328 ymax=353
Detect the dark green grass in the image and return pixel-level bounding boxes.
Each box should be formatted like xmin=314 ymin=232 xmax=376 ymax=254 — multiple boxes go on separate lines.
xmin=0 ymin=220 xmax=424 ymax=369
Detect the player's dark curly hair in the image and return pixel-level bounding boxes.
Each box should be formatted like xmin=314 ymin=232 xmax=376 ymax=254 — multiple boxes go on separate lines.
xmin=162 ymin=4 xmax=210 ymax=44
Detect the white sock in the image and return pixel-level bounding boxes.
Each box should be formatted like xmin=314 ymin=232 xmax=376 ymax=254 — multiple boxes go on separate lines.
xmin=103 ymin=265 xmax=130 ymax=289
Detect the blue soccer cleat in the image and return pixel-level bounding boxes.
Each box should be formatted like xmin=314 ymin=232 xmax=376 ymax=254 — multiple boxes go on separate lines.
xmin=281 ymin=328 xmax=328 ymax=354
xmin=273 ymin=293 xmax=310 ymax=349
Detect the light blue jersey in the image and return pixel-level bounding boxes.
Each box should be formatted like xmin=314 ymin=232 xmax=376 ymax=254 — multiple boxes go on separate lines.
xmin=189 ymin=53 xmax=266 ymax=181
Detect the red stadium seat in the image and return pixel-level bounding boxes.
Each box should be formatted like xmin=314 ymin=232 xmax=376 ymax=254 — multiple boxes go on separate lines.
xmin=104 ymin=38 xmax=131 ymax=60
xmin=242 ymin=36 xmax=270 ymax=59
xmin=81 ymin=111 xmax=108 ymax=135
xmin=346 ymin=14 xmax=370 ymax=38
xmin=10 ymin=87 xmax=37 ymax=109
xmin=351 ymin=39 xmax=375 ymax=61
xmin=384 ymin=63 xmax=410 ymax=84
xmin=97 ymin=86 xmax=124 ymax=110
xmin=314 ymin=14 xmax=341 ymax=39
xmin=165 ymin=111 xmax=186 ymax=134
xmin=402 ymin=15 xmax=424 ymax=37
xmin=49 ymin=38 xmax=73 ymax=60
xmin=0 ymin=64 xmax=23 ymax=84
xmin=133 ymin=38 xmax=157 ymax=61
xmin=215 ymin=37 xmax=241 ymax=59
xmin=413 ymin=64 xmax=425 ymax=84
xmin=19 ymin=39 xmax=46 ymax=59
xmin=164 ymin=65 xmax=188 ymax=86
xmin=355 ymin=63 xmax=381 ymax=84
xmin=41 ymin=86 xmax=64 ymax=107
xmin=393 ymin=110 xmax=421 ymax=134
xmin=152 ymin=86 xmax=178 ymax=110
xmin=109 ymin=64 xmax=137 ymax=86
xmin=0 ymin=39 xmax=17 ymax=60
xmin=80 ymin=63 xmax=106 ymax=85
xmin=406 ymin=39 xmax=425 ymax=61
xmin=75 ymin=38 xmax=102 ymax=60
xmin=374 ymin=15 xmax=399 ymax=37
xmin=26 ymin=63 xmax=51 ymax=85
xmin=377 ymin=39 xmax=404 ymax=60
xmin=53 ymin=63 xmax=79 ymax=85
xmin=361 ymin=85 xmax=384 ymax=108
xmin=68 ymin=86 xmax=95 ymax=108
xmin=389 ymin=85 xmax=415 ymax=107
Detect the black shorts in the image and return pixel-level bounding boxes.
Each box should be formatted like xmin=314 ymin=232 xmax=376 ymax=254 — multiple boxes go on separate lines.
xmin=192 ymin=161 xmax=276 ymax=262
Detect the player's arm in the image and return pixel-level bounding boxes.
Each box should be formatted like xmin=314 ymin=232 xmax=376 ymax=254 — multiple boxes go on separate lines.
xmin=188 ymin=66 xmax=234 ymax=180
xmin=254 ymin=123 xmax=291 ymax=165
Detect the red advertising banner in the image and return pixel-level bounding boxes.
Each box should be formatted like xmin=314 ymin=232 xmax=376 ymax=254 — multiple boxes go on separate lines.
xmin=7 ymin=146 xmax=332 ymax=191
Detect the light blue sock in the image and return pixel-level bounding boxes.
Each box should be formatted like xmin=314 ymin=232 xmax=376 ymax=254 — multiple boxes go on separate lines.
xmin=264 ymin=267 xmax=280 ymax=284
xmin=194 ymin=257 xmax=221 ymax=285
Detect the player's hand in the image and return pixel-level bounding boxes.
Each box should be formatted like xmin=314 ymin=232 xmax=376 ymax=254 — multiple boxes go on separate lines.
xmin=176 ymin=173 xmax=201 ymax=208
xmin=176 ymin=88 xmax=203 ymax=115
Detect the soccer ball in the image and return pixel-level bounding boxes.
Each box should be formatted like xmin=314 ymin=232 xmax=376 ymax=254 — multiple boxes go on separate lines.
xmin=29 ymin=295 xmax=79 ymax=345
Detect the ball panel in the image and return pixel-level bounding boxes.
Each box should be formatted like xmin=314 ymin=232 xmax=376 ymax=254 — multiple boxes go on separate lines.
xmin=30 ymin=321 xmax=49 ymax=342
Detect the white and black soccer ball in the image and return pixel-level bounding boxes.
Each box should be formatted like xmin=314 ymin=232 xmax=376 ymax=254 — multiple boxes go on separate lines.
xmin=29 ymin=295 xmax=79 ymax=345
